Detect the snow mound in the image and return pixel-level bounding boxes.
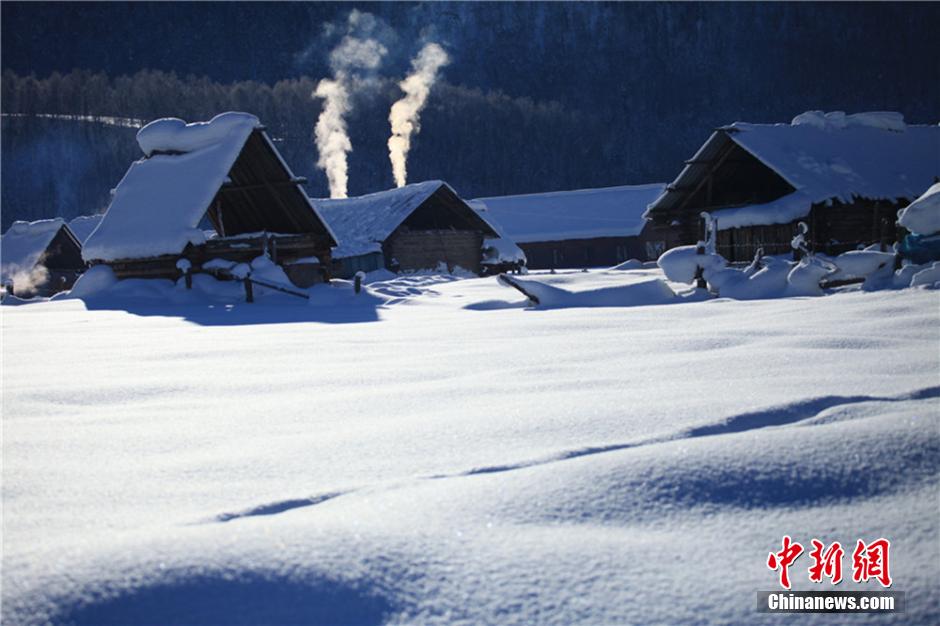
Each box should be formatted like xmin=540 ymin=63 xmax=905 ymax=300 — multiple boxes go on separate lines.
xmin=898 ymin=182 xmax=940 ymax=236
xmin=657 ymin=245 xmax=726 ymax=283
xmin=608 ymin=259 xmax=644 ymax=271
xmin=60 ymin=265 xmax=118 ymax=299
xmin=136 ymin=112 xmax=260 ymax=157
xmin=500 ymin=273 xmax=676 ymax=308
xmin=791 ymin=110 xmax=907 ymax=132
xmin=911 ymin=261 xmax=940 ymax=288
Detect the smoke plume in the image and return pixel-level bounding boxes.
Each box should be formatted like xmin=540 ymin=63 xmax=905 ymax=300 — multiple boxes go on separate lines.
xmin=388 ymin=43 xmax=449 ymax=188
xmin=5 ymin=259 xmax=49 ymax=297
xmin=313 ymin=77 xmax=352 ymax=199
xmin=313 ymin=11 xmax=388 ymax=199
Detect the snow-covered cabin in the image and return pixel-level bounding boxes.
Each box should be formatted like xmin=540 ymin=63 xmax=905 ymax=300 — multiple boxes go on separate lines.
xmin=644 ymin=111 xmax=940 ymax=262
xmin=315 ymin=181 xmax=499 ymax=278
xmin=471 ymin=183 xmax=670 ymax=269
xmin=1 ymin=218 xmax=84 ymax=297
xmin=82 ymin=112 xmax=337 ymax=287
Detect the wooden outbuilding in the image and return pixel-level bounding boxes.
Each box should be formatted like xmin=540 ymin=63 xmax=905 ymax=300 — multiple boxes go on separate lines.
xmin=471 ymin=183 xmax=672 ymax=270
xmin=644 ymin=111 xmax=940 ymax=262
xmin=82 ymin=113 xmax=337 ymax=289
xmin=1 ymin=218 xmax=85 ymax=297
xmin=316 ymin=181 xmax=499 ymax=278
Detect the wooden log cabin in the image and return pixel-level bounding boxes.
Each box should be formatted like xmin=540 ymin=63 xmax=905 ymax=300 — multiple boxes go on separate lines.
xmin=82 ymin=112 xmax=337 ymax=288
xmin=1 ymin=218 xmax=85 ymax=297
xmin=315 ymin=181 xmax=499 ymax=278
xmin=470 ymin=183 xmax=673 ymax=270
xmin=643 ymin=111 xmax=940 ymax=262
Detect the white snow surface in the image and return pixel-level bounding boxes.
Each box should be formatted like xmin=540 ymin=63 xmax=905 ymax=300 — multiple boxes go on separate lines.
xmin=1 ymin=218 xmax=68 ymax=281
xmin=67 ymin=214 xmax=105 ymax=243
xmin=2 ymin=270 xmax=938 ymax=625
xmin=314 ymin=180 xmax=449 ymax=259
xmin=898 ymin=182 xmax=940 ymax=236
xmin=82 ymin=113 xmax=261 ymax=263
xmin=472 ymin=183 xmax=666 ymax=243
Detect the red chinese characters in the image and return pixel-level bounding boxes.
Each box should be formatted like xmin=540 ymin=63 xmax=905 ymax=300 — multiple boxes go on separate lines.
xmin=808 ymin=539 xmax=844 ymax=584
xmin=852 ymin=538 xmax=892 ymax=588
xmin=768 ymin=536 xmax=893 ymax=589
xmin=767 ymin=535 xmax=804 ymax=589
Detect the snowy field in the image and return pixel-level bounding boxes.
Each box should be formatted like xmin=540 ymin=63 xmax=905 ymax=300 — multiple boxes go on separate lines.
xmin=2 ymin=268 xmax=938 ymax=625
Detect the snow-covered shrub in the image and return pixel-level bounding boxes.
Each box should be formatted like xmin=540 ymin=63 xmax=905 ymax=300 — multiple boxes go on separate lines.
xmin=657 ymin=245 xmax=725 ymax=283
xmin=897 ymin=182 xmax=940 ymax=236
xmin=786 ymin=256 xmax=835 ymax=296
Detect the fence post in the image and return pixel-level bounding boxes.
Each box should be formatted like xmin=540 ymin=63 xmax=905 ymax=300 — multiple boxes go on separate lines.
xmin=244 ymin=278 xmax=254 ymax=303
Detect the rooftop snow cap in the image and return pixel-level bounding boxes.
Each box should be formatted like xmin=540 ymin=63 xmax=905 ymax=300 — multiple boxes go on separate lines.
xmin=791 ymin=110 xmax=908 ymax=132
xmin=136 ymin=112 xmax=261 ymax=157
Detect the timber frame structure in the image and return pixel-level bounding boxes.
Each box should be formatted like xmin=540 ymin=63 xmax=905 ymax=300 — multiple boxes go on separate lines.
xmin=646 ymin=127 xmax=920 ymax=262
xmin=88 ymin=126 xmax=337 ymax=288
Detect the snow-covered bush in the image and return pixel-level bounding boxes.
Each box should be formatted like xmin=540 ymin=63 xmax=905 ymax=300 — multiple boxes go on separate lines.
xmin=897 ymin=182 xmax=940 ymax=236
xmin=657 ymin=245 xmax=725 ymax=283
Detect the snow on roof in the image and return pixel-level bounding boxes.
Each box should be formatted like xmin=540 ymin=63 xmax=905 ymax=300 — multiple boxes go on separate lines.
xmin=1 ymin=218 xmax=67 ymax=281
xmin=471 ymin=184 xmax=666 ymax=243
xmin=82 ymin=113 xmax=261 ymax=262
xmin=711 ymin=112 xmax=938 ymax=229
xmin=898 ymin=182 xmax=940 ymax=235
xmin=313 ymin=180 xmax=447 ymax=259
xmin=727 ymin=114 xmax=938 ymax=208
xmin=68 ymin=214 xmax=105 ymax=243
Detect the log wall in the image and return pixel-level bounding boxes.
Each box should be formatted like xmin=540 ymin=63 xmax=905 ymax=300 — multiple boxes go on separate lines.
xmin=385 ymin=229 xmax=483 ymax=274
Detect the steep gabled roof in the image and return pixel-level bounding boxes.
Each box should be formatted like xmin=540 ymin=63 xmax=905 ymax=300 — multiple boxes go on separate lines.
xmin=315 ymin=181 xmax=497 ymax=259
xmin=83 ymin=112 xmax=336 ymax=263
xmin=646 ymin=112 xmax=940 ymax=228
xmin=1 ymin=218 xmax=79 ymax=282
xmin=472 ymin=183 xmax=666 ymax=243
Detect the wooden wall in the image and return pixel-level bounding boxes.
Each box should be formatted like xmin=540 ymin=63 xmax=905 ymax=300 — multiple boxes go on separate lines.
xmin=519 ymin=235 xmax=647 ymax=270
xmin=385 ymin=229 xmax=484 ymax=274
xmin=714 ymin=198 xmax=905 ymax=263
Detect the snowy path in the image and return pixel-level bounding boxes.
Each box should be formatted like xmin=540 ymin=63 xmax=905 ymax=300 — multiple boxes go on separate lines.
xmin=2 ymin=273 xmax=938 ymax=624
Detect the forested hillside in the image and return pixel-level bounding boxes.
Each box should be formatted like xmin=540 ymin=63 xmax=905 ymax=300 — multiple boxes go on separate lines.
xmin=2 ymin=2 xmax=938 ymax=229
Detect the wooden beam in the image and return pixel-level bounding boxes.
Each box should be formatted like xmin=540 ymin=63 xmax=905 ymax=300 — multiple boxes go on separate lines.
xmin=220 ymin=180 xmax=307 ymax=193
xmin=675 ymin=137 xmax=738 ymax=214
